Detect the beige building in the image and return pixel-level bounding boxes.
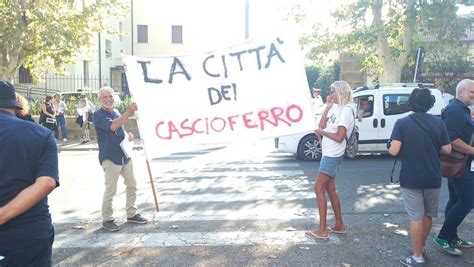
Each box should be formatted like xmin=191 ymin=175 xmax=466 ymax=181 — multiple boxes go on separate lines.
xmin=16 ymin=0 xmax=128 ymax=95
xmin=15 ymin=0 xmax=293 ymax=97
xmin=126 ymin=0 xmax=246 ymax=56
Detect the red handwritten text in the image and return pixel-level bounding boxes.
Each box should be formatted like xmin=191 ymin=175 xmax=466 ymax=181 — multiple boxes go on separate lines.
xmin=155 ymin=104 xmax=303 ymax=140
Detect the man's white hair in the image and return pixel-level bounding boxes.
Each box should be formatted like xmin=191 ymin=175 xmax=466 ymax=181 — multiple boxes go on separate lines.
xmin=456 ymin=79 xmax=474 ymax=98
xmin=98 ymin=86 xmax=114 ymax=97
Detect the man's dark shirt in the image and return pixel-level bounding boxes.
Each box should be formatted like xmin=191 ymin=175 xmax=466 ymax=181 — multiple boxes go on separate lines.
xmin=391 ymin=112 xmax=450 ymax=189
xmin=0 ymin=110 xmax=59 ymax=251
xmin=442 ymin=98 xmax=474 ymax=173
xmin=93 ymin=108 xmax=129 ymax=165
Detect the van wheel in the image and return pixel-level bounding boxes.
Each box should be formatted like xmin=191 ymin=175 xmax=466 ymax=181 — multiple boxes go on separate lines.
xmin=297 ymin=134 xmax=322 ymax=161
xmin=345 ymin=135 xmax=358 ymax=159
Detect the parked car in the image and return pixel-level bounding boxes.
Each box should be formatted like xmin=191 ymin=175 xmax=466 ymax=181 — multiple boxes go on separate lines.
xmin=275 ymin=83 xmax=444 ymax=161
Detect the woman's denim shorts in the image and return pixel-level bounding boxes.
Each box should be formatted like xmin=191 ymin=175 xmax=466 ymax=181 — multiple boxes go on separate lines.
xmin=319 ymin=155 xmax=344 ymax=178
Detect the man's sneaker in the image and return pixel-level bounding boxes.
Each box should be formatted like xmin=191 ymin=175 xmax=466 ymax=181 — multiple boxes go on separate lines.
xmin=102 ymin=220 xmax=120 ymax=232
xmin=433 ymin=235 xmax=462 ymax=256
xmin=451 ymin=238 xmax=474 ymax=249
xmin=127 ymin=214 xmax=148 ymax=224
xmin=63 ymin=138 xmax=68 ymax=142
xmin=400 ymin=255 xmax=425 ymax=266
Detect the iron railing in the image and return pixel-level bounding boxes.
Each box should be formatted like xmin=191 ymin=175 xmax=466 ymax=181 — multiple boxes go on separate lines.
xmin=13 ymin=74 xmax=128 ymax=101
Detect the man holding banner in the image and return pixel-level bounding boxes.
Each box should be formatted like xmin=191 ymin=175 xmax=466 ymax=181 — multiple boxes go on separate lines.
xmin=93 ymin=86 xmax=148 ymax=232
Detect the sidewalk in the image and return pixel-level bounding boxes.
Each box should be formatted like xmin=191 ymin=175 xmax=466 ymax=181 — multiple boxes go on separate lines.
xmin=58 ymin=139 xmax=143 ymax=152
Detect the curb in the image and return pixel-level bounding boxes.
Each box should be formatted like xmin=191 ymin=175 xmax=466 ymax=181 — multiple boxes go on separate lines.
xmin=58 ymin=145 xmax=143 ymax=152
xmin=57 ymin=140 xmax=143 ymax=152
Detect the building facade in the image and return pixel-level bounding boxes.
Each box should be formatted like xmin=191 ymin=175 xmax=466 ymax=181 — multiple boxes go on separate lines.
xmin=15 ymin=0 xmax=250 ymax=98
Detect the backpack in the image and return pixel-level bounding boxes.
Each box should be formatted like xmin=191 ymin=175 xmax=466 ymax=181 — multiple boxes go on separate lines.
xmin=343 ymin=106 xmax=358 ymax=159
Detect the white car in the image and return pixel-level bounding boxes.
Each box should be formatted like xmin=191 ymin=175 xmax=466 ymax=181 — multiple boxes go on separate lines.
xmin=275 ymin=83 xmax=444 ymax=161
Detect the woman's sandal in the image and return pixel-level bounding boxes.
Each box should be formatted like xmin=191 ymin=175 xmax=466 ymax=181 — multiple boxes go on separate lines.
xmin=305 ymin=231 xmax=329 ymax=239
xmin=327 ymin=227 xmax=347 ymax=234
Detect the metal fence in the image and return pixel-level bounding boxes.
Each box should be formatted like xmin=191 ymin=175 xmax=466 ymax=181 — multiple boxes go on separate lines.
xmin=14 ymin=85 xmax=49 ymax=101
xmin=13 ymin=74 xmax=127 ymax=101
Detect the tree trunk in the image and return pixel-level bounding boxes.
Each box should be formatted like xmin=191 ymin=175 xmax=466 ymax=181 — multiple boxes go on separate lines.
xmin=0 ymin=66 xmax=16 ymax=82
xmin=380 ymin=62 xmax=402 ymax=83
xmin=372 ymin=0 xmax=415 ymax=84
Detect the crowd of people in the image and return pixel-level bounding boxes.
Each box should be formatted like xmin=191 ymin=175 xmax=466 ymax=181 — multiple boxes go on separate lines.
xmin=12 ymin=91 xmax=101 ymax=145
xmin=0 ymin=79 xmax=473 ymax=266
xmin=304 ymin=80 xmax=473 ymax=266
xmin=0 ymin=82 xmax=147 ymax=266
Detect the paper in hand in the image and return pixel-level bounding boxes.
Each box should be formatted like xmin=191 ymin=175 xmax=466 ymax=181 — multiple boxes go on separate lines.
xmin=120 ymin=136 xmax=134 ymax=159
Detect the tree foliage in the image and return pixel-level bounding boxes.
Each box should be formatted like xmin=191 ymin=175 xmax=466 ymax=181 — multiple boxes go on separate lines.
xmin=414 ymin=2 xmax=473 ymax=92
xmin=314 ymin=62 xmax=340 ymax=99
xmin=305 ymin=65 xmax=320 ymax=90
xmin=303 ymin=62 xmax=340 ymax=100
xmin=29 ymin=93 xmax=132 ymax=116
xmin=0 ymin=0 xmax=128 ymax=81
xmin=300 ymin=0 xmax=473 ymax=83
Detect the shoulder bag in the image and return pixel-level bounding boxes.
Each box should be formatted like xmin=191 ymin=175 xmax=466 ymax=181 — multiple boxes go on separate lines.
xmin=439 ymin=152 xmax=466 ymax=179
xmin=409 ymin=114 xmax=467 ymax=179
xmin=343 ymin=106 xmax=358 ymax=158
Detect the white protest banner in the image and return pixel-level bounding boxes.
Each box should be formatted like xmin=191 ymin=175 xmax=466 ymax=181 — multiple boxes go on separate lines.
xmin=124 ymin=35 xmax=316 ymax=160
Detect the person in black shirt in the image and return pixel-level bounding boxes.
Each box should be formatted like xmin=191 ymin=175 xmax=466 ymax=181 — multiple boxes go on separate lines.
xmin=0 ymin=80 xmax=59 ymax=266
xmin=40 ymin=95 xmax=57 ymax=131
xmin=434 ymin=79 xmax=474 ymax=256
xmin=389 ymin=88 xmax=451 ymax=266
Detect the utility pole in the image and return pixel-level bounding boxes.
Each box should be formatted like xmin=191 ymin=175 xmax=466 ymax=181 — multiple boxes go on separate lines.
xmin=245 ymin=0 xmax=249 ymax=39
xmin=98 ymin=33 xmax=102 ymax=88
xmin=413 ymin=47 xmax=425 ymax=83
xmin=131 ymin=0 xmax=134 ymax=55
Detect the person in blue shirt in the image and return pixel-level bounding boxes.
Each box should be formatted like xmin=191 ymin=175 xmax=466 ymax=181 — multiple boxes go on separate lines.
xmin=0 ymin=80 xmax=59 ymax=266
xmin=93 ymin=86 xmax=148 ymax=232
xmin=433 ymin=79 xmax=474 ymax=256
xmin=389 ymin=88 xmax=451 ymax=266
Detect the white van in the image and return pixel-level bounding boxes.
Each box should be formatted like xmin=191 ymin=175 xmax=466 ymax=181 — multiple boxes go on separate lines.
xmin=275 ymin=84 xmax=444 ymax=161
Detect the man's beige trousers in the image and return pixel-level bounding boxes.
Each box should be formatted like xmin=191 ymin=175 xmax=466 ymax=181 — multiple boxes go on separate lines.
xmin=101 ymin=159 xmax=137 ymax=222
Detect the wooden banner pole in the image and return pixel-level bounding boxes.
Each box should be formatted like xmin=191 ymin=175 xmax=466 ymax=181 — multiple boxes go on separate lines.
xmin=146 ymin=159 xmax=160 ymax=212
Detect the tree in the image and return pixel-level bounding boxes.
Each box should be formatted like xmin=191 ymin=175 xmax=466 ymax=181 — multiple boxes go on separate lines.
xmin=0 ymin=0 xmax=128 ymax=81
xmin=414 ymin=3 xmax=473 ymax=92
xmin=300 ymin=0 xmax=473 ymax=83
xmin=305 ymin=65 xmax=320 ymax=90
xmin=313 ymin=61 xmax=340 ymax=99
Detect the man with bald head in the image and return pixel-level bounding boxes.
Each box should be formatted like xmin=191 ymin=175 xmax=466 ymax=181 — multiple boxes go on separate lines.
xmin=93 ymin=86 xmax=148 ymax=232
xmin=433 ymin=79 xmax=474 ymax=256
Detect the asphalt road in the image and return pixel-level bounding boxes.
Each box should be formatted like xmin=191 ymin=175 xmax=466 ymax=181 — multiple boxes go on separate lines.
xmin=50 ymin=140 xmax=473 ymax=266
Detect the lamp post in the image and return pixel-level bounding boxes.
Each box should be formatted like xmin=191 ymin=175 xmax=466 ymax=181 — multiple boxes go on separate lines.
xmin=245 ymin=0 xmax=249 ymax=40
